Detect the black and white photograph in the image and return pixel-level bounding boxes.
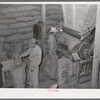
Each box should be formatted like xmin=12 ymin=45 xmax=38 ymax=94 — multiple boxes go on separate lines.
xmin=0 ymin=2 xmax=99 ymax=90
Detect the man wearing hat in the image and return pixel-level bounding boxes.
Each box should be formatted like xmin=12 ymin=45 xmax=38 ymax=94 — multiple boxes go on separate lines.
xmin=48 ymin=27 xmax=58 ymax=80
xmin=20 ymin=38 xmax=42 ymax=88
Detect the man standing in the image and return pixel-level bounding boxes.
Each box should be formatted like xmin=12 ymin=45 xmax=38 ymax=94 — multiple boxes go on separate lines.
xmin=20 ymin=38 xmax=42 ymax=88
xmin=48 ymin=27 xmax=58 ymax=80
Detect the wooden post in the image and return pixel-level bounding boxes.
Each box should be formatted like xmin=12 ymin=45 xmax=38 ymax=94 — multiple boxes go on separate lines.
xmin=62 ymin=4 xmax=67 ymax=26
xmin=91 ymin=5 xmax=100 ymax=88
xmin=73 ymin=4 xmax=76 ymax=28
xmin=41 ymin=4 xmax=46 ymax=56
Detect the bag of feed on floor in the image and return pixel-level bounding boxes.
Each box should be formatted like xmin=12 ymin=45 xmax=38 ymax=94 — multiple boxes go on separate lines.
xmin=10 ymin=57 xmax=26 ymax=88
xmin=58 ymin=56 xmax=73 ymax=85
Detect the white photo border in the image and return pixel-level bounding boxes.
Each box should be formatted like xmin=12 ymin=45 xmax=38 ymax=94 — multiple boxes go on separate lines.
xmin=0 ymin=1 xmax=100 ymax=99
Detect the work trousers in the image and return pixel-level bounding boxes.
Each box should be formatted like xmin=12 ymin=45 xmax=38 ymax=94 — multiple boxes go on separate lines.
xmin=49 ymin=51 xmax=57 ymax=79
xmin=28 ymin=65 xmax=39 ymax=88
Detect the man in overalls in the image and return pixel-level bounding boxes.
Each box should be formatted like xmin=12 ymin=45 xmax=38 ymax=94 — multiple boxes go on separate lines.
xmin=20 ymin=38 xmax=42 ymax=88
xmin=48 ymin=27 xmax=58 ymax=80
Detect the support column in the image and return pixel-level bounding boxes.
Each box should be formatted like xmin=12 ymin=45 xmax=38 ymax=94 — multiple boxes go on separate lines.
xmin=91 ymin=5 xmax=100 ymax=88
xmin=62 ymin=4 xmax=67 ymax=26
xmin=41 ymin=4 xmax=46 ymax=56
xmin=73 ymin=4 xmax=76 ymax=28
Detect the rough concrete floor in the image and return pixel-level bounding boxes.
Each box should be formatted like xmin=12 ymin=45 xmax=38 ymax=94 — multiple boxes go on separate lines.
xmin=39 ymin=76 xmax=57 ymax=88
xmin=39 ymin=75 xmax=92 ymax=89
xmin=5 ymin=73 xmax=99 ymax=88
xmin=5 ymin=75 xmax=57 ymax=88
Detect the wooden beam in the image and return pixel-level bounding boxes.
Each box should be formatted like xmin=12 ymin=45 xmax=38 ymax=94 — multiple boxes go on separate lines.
xmin=91 ymin=5 xmax=100 ymax=88
xmin=41 ymin=4 xmax=46 ymax=56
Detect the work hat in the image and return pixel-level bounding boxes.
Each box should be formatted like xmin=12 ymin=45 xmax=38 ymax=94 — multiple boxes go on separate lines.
xmin=50 ymin=27 xmax=58 ymax=33
xmin=29 ymin=38 xmax=37 ymax=44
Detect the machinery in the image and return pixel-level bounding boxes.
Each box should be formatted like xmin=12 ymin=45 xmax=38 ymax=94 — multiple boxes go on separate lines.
xmin=57 ymin=26 xmax=95 ymax=84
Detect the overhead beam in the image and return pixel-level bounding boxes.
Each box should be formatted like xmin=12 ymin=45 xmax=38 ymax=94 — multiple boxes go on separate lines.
xmin=91 ymin=5 xmax=100 ymax=88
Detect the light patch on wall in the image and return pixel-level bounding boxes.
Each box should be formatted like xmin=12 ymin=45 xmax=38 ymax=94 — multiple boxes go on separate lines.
xmin=62 ymin=4 xmax=95 ymax=32
xmin=63 ymin=4 xmax=73 ymax=29
xmin=75 ymin=4 xmax=90 ymax=32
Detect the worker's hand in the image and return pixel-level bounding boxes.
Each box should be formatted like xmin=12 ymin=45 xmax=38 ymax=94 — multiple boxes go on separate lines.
xmin=19 ymin=56 xmax=22 ymax=61
xmin=19 ymin=55 xmax=22 ymax=58
xmin=20 ymin=55 xmax=24 ymax=59
xmin=31 ymin=67 xmax=34 ymax=72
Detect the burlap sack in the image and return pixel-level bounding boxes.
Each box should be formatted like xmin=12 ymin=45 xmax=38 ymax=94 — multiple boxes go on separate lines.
xmin=0 ymin=37 xmax=5 ymax=42
xmin=0 ymin=37 xmax=5 ymax=52
xmin=6 ymin=34 xmax=24 ymax=42
xmin=47 ymin=6 xmax=61 ymax=11
xmin=47 ymin=10 xmax=62 ymax=15
xmin=24 ymin=32 xmax=33 ymax=39
xmin=58 ymin=56 xmax=73 ymax=85
xmin=46 ymin=20 xmax=57 ymax=25
xmin=23 ymin=10 xmax=40 ymax=17
xmin=0 ymin=42 xmax=4 ymax=52
xmin=10 ymin=61 xmax=26 ymax=88
xmin=48 ymin=14 xmax=61 ymax=20
xmin=13 ymin=39 xmax=24 ymax=52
